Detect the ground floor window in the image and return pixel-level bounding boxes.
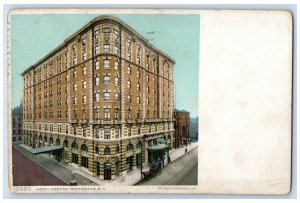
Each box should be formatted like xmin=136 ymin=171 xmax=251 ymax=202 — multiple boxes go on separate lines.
xmin=72 ymin=153 xmax=78 ymax=164
xmin=81 ymin=156 xmax=89 ymax=168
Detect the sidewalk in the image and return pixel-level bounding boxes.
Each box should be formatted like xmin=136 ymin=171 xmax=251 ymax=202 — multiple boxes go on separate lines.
xmin=15 ymin=141 xmax=198 ymax=186
xmin=169 ymin=141 xmax=198 ymax=162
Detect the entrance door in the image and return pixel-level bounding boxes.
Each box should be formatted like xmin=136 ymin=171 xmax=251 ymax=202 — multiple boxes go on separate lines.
xmin=104 ymin=164 xmax=111 ymax=180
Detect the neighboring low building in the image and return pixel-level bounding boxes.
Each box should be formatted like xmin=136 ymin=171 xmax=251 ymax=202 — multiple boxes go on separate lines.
xmin=12 ymin=104 xmax=23 ymax=142
xmin=174 ymin=109 xmax=190 ymax=148
xmin=189 ymin=117 xmax=198 ymax=142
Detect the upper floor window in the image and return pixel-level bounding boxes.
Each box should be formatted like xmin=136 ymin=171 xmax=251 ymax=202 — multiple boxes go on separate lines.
xmin=104 ymin=76 xmax=110 ymax=85
xmin=104 ymin=59 xmax=110 ymax=69
xmin=103 ymin=44 xmax=110 ymax=53
xmin=94 ymin=29 xmax=99 ymax=40
xmin=104 ymin=92 xmax=110 ymax=101
xmin=103 ymin=27 xmax=110 ymax=36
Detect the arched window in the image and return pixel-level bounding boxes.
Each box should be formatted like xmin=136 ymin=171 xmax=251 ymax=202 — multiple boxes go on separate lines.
xmin=44 ymin=136 xmax=47 ymax=143
xmin=81 ymin=144 xmax=89 ymax=168
xmin=116 ymin=146 xmax=120 ymax=154
xmin=104 ymin=147 xmax=110 ymax=155
xmin=137 ymin=142 xmax=142 ymax=148
xmin=63 ymin=140 xmax=68 ymax=148
xmin=127 ymin=143 xmax=133 ymax=151
xmin=49 ymin=137 xmax=53 ymax=145
xmin=56 ymin=138 xmax=60 ymax=146
xmin=71 ymin=142 xmax=78 ymax=164
xmin=81 ymin=144 xmax=88 ymax=152
xmin=95 ymin=146 xmax=99 ymax=154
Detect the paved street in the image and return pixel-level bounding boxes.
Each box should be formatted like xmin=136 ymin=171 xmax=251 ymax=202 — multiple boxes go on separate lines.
xmin=12 ymin=143 xmax=97 ymax=186
xmin=12 ymin=148 xmax=67 ymax=186
xmin=136 ymin=147 xmax=198 ymax=185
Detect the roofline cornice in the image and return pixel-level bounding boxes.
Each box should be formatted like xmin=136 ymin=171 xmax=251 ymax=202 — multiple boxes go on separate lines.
xmin=21 ymin=15 xmax=176 ymax=76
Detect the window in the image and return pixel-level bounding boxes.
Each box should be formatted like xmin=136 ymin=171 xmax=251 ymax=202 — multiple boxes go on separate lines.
xmin=126 ymin=38 xmax=131 ymax=47
xmin=137 ymin=82 xmax=140 ymax=91
xmin=147 ymin=86 xmax=150 ymax=94
xmin=127 ymin=144 xmax=133 ymax=151
xmin=128 ymin=94 xmax=131 ymax=103
xmin=94 ymin=29 xmax=99 ymax=40
xmin=95 ymin=76 xmax=100 ymax=86
xmin=103 ymin=44 xmax=110 ymax=52
xmin=104 ymin=92 xmax=110 ymax=101
xmin=114 ymin=45 xmax=119 ymax=54
xmin=114 ymin=77 xmax=119 ymax=87
xmin=72 ymin=57 xmax=77 ymax=65
xmin=95 ymin=147 xmax=99 ymax=154
xmin=104 ymin=59 xmax=110 ymax=68
xmin=73 ymin=69 xmax=77 ymax=78
xmin=95 ymin=92 xmax=100 ymax=102
xmin=95 ymin=128 xmax=100 ymax=138
xmin=104 ymin=147 xmax=110 ymax=155
xmin=114 ymin=29 xmax=119 ymax=39
xmin=72 ymin=44 xmax=77 ymax=56
xmin=128 ymin=109 xmax=131 ymax=119
xmin=81 ymin=156 xmax=88 ymax=168
xmin=114 ymin=60 xmax=119 ymax=70
xmin=71 ymin=143 xmax=78 ymax=164
xmin=114 ymin=108 xmax=119 ymax=119
xmin=66 ymin=125 xmax=69 ymax=134
xmin=147 ymin=97 xmax=150 ymax=105
xmin=135 ymin=95 xmax=140 ymax=105
xmin=82 ymin=95 xmax=87 ymax=103
xmin=146 ymin=63 xmax=149 ymax=70
xmin=103 ymin=27 xmax=110 ymax=36
xmin=104 ymin=128 xmax=110 ymax=139
xmin=136 ymin=57 xmax=140 ymax=65
xmin=82 ymin=80 xmax=86 ymax=90
xmin=95 ymin=108 xmax=100 ymax=119
xmin=82 ymin=51 xmax=87 ymax=61
xmin=153 ymin=99 xmax=156 ymax=106
xmin=83 ymin=127 xmax=87 ymax=137
xmin=104 ymin=108 xmax=110 ymax=119
xmin=137 ymin=70 xmax=140 ymax=78
xmin=127 ymin=52 xmax=131 ymax=60
xmin=116 ymin=145 xmax=120 ymax=153
xmin=114 ymin=92 xmax=119 ymax=101
xmin=127 ymin=66 xmax=131 ymax=75
xmin=73 ymin=97 xmax=77 ymax=104
xmin=95 ymin=45 xmax=100 ymax=55
xmin=146 ymin=74 xmax=149 ymax=82
xmin=73 ymin=83 xmax=77 ymax=91
xmin=127 ymin=80 xmax=131 ymax=89
xmin=82 ymin=66 xmax=86 ymax=75
xmin=104 ymin=76 xmax=110 ymax=85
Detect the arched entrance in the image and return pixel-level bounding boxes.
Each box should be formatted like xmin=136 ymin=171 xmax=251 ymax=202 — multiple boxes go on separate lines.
xmin=126 ymin=143 xmax=134 ymax=171
xmin=63 ymin=140 xmax=68 ymax=161
xmin=81 ymin=144 xmax=89 ymax=168
xmin=104 ymin=163 xmax=111 ymax=180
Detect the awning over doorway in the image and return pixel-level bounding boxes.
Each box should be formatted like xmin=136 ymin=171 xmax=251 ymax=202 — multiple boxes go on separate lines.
xmin=26 ymin=145 xmax=64 ymax=155
xmin=147 ymin=143 xmax=169 ymax=152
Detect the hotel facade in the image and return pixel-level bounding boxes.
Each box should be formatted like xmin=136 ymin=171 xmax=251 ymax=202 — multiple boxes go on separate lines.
xmin=21 ymin=16 xmax=175 ymax=180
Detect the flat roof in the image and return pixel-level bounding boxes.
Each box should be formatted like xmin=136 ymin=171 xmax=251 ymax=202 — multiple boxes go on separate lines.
xmin=26 ymin=145 xmax=63 ymax=155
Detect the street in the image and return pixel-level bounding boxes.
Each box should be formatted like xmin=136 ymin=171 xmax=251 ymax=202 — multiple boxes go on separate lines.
xmin=12 ymin=148 xmax=67 ymax=186
xmin=12 ymin=143 xmax=97 ymax=186
xmin=136 ymin=147 xmax=198 ymax=185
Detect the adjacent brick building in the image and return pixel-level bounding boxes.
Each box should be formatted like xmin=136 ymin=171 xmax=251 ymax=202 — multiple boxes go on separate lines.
xmin=21 ymin=15 xmax=175 ymax=180
xmin=174 ymin=109 xmax=190 ymax=148
xmin=12 ymin=104 xmax=23 ymax=142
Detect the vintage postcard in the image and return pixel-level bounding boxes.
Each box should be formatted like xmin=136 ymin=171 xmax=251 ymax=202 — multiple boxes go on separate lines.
xmin=7 ymin=9 xmax=292 ymax=194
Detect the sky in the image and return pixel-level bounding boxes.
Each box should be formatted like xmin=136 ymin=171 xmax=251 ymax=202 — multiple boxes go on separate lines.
xmin=10 ymin=14 xmax=199 ymax=118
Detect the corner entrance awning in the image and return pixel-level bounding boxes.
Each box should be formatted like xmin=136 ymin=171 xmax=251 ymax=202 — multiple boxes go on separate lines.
xmin=26 ymin=145 xmax=64 ymax=155
xmin=147 ymin=143 xmax=169 ymax=152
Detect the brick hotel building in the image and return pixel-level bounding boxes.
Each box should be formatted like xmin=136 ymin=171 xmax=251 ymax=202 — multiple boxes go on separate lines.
xmin=22 ymin=15 xmax=175 ymax=180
